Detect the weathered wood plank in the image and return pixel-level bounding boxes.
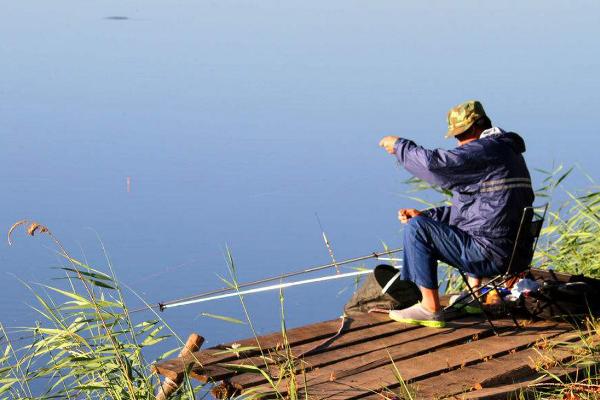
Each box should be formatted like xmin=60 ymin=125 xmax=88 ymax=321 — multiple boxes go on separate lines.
xmin=154 ymin=312 xmax=390 ymax=380
xmin=229 ymin=317 xmax=485 ymax=388
xmin=402 ymin=331 xmax=583 ymax=399
xmin=457 ymin=365 xmax=579 ymax=400
xmin=457 ymin=341 xmax=599 ymax=400
xmin=195 ymin=314 xmax=425 ymax=383
xmin=216 ymin=312 xmax=390 ymax=352
xmin=245 ymin=318 xmax=530 ymax=398
xmin=268 ymin=321 xmax=569 ymax=399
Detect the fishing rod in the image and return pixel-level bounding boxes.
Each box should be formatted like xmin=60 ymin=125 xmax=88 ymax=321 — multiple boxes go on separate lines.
xmin=161 ymin=268 xmax=382 ymax=310
xmin=131 ymin=247 xmax=402 ymax=313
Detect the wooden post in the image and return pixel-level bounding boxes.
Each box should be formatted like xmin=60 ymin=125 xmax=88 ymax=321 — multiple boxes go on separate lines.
xmin=156 ymin=333 xmax=204 ymax=400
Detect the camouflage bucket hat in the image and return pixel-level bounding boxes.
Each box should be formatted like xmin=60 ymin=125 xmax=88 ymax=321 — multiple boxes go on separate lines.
xmin=445 ymin=100 xmax=487 ymax=138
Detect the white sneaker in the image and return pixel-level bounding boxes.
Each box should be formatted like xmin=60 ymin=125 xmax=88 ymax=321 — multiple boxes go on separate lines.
xmin=389 ymin=303 xmax=446 ymax=328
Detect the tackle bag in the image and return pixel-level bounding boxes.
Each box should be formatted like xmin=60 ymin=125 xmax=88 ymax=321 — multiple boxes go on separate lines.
xmin=344 ymin=264 xmax=421 ymax=316
xmin=521 ymin=269 xmax=600 ymax=323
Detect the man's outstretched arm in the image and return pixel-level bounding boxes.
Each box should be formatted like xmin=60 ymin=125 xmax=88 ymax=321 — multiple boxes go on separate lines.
xmin=380 ymin=136 xmax=480 ymax=189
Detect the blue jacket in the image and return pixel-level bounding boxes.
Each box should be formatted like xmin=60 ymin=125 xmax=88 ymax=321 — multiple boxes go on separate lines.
xmin=394 ymin=128 xmax=534 ymax=265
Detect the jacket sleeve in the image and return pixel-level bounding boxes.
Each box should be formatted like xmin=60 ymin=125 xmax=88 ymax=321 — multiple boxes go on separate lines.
xmin=420 ymin=206 xmax=451 ymax=223
xmin=394 ymin=138 xmax=482 ymax=190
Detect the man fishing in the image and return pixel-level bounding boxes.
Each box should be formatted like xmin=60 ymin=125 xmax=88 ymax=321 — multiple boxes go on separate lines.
xmin=379 ymin=100 xmax=534 ymax=328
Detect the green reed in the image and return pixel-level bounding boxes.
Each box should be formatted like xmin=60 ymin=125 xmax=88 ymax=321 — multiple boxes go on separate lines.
xmin=0 ymin=221 xmax=198 ymax=400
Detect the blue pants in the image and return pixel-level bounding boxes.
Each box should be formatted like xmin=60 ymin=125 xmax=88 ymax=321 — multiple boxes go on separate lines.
xmin=401 ymin=216 xmax=502 ymax=289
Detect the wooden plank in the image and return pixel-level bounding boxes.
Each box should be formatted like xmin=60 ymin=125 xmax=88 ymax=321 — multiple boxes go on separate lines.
xmin=245 ymin=318 xmax=526 ymax=397
xmin=154 ymin=312 xmax=390 ymax=381
xmin=457 ymin=366 xmax=579 ymax=399
xmin=457 ymin=337 xmax=600 ymax=400
xmin=403 ymin=331 xmax=582 ymax=399
xmin=194 ymin=314 xmax=427 ymax=383
xmin=216 ymin=312 xmax=390 ymax=352
xmin=272 ymin=321 xmax=570 ymax=399
xmin=230 ymin=317 xmax=485 ymax=388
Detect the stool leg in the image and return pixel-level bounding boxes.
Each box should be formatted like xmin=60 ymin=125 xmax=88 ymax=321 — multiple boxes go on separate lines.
xmin=492 ymin=279 xmax=520 ymax=330
xmin=459 ymin=270 xmax=499 ymax=335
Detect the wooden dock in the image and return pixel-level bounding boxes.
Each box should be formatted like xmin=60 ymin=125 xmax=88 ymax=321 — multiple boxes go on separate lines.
xmin=153 ymin=309 xmax=593 ymax=399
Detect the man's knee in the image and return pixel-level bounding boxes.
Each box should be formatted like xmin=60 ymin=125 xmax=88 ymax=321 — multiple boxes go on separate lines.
xmin=407 ymin=215 xmax=433 ymax=231
xmin=409 ymin=215 xmax=429 ymax=226
xmin=404 ymin=215 xmax=430 ymax=241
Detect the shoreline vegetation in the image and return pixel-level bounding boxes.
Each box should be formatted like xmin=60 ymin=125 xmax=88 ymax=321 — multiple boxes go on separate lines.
xmin=1 ymin=166 xmax=599 ymax=399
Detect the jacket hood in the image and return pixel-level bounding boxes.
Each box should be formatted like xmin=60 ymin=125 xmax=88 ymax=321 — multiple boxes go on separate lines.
xmin=481 ymin=127 xmax=526 ymax=154
xmin=497 ymin=132 xmax=526 ymax=154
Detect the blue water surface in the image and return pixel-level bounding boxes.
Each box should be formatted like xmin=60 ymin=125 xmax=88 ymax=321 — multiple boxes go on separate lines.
xmin=1 ymin=0 xmax=599 ymax=354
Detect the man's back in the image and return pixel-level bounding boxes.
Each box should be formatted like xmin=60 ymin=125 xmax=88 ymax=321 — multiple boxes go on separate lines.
xmin=394 ymin=128 xmax=534 ymax=264
xmin=448 ymin=129 xmax=534 ymax=262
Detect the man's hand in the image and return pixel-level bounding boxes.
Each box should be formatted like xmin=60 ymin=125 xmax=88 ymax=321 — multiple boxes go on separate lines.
xmin=379 ymin=136 xmax=400 ymax=154
xmin=398 ymin=208 xmax=422 ymax=224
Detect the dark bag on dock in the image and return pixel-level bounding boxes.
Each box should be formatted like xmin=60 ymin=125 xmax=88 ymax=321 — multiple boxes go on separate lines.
xmin=522 ymin=281 xmax=598 ymax=322
xmin=344 ymin=268 xmax=421 ymax=316
xmin=522 ymin=269 xmax=600 ymax=323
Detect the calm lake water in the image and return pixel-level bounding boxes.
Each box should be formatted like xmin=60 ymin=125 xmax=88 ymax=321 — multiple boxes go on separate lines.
xmin=1 ymin=1 xmax=599 ymax=351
